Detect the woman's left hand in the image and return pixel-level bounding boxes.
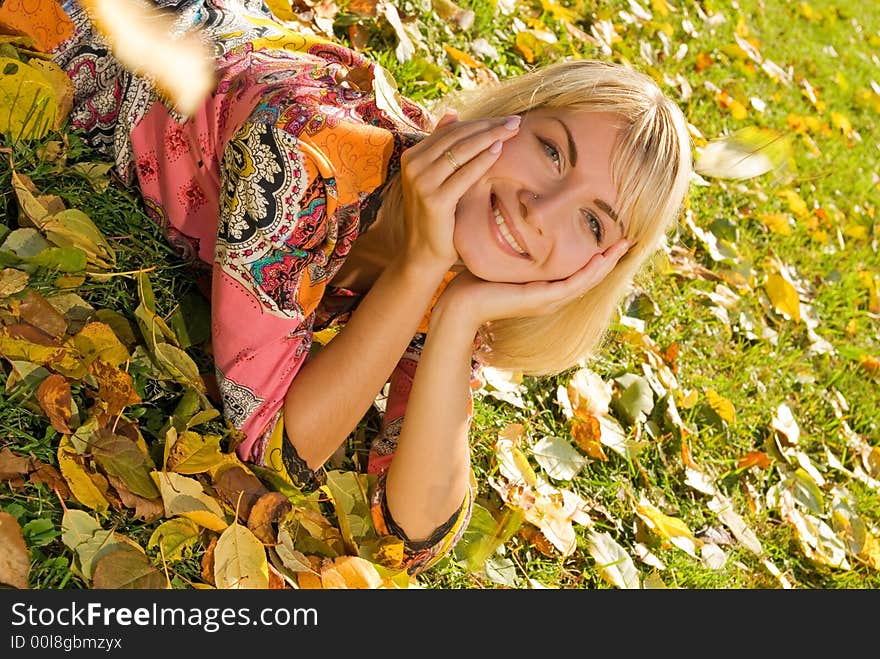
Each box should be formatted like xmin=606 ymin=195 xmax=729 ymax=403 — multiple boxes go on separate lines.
xmin=435 ymin=238 xmax=633 ymax=331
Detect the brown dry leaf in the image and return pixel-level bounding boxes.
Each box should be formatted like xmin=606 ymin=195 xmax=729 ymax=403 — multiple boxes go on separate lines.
xmin=89 ymin=359 xmax=141 ymax=417
xmin=0 ymin=268 xmax=29 ymax=297
xmin=107 ymin=474 xmax=164 ymax=522
xmin=201 ymin=535 xmax=217 ymax=586
xmin=20 ymin=289 xmax=68 ymax=339
xmin=36 ymin=373 xmax=73 ymax=434
xmin=28 ymin=462 xmax=72 ymax=499
xmin=92 ymin=544 xmax=167 ymax=589
xmin=518 ymin=524 xmax=557 ymax=558
xmin=91 ymin=429 xmax=159 ymax=500
xmin=0 ymin=447 xmax=31 ymax=481
xmin=0 ymin=511 xmax=30 ymax=588
xmin=212 ymin=463 xmax=269 ymax=522
xmin=213 ymin=522 xmax=270 ymax=589
xmin=247 ymin=491 xmax=292 ymax=545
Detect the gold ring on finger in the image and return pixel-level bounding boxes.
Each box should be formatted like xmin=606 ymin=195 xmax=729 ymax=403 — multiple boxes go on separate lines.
xmin=444 ymin=148 xmax=461 ymax=171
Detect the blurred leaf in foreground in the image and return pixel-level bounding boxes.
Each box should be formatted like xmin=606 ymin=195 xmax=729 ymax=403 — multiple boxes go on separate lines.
xmin=695 ymin=126 xmax=793 ymax=180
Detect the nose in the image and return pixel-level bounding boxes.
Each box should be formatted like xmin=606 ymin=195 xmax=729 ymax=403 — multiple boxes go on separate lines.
xmin=519 ymin=189 xmax=545 ymax=236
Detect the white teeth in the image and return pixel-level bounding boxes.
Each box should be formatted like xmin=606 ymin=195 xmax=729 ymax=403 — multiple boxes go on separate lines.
xmin=493 ymin=203 xmax=528 ymax=256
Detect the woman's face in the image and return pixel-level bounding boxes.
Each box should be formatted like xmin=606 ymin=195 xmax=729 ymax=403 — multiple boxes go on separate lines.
xmin=453 ymin=109 xmax=626 ymax=283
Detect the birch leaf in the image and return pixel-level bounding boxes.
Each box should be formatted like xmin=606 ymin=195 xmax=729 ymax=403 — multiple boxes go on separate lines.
xmin=214 ymin=522 xmax=269 ymax=589
xmin=532 ymin=435 xmax=588 ymax=481
xmin=152 ymin=471 xmax=228 ymax=532
xmin=0 ymin=512 xmax=30 ymax=588
xmin=764 ymin=272 xmax=801 ymax=322
xmin=167 ymin=431 xmax=223 ymax=474
xmin=585 ymin=530 xmax=641 ymax=589
xmin=148 ymin=518 xmax=201 ymax=561
xmin=57 ymin=436 xmax=110 ymax=514
xmin=92 ymin=544 xmax=167 ymax=589
xmin=91 ymin=430 xmax=159 ymax=500
xmin=635 ymin=496 xmax=702 ymax=557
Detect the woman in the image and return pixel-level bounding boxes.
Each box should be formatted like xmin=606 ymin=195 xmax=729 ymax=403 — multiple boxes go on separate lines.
xmin=50 ymin=0 xmax=692 ymax=575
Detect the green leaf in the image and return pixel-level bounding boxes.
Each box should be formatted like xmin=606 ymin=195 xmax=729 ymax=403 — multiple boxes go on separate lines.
xmin=91 ymin=430 xmax=159 ymax=499
xmin=91 ymin=544 xmax=167 ymax=589
xmin=612 ymin=373 xmax=655 ymax=425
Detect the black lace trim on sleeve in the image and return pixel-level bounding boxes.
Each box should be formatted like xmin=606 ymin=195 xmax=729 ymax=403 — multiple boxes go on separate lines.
xmin=379 ymin=485 xmax=464 ymax=552
xmin=281 ymin=437 xmax=326 ymax=493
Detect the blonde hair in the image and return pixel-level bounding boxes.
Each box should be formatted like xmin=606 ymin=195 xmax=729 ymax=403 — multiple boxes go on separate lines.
xmin=376 ymin=59 xmax=693 ymax=376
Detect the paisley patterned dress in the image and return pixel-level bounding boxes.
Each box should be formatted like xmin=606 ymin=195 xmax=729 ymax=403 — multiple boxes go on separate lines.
xmin=50 ymin=0 xmax=478 ymax=576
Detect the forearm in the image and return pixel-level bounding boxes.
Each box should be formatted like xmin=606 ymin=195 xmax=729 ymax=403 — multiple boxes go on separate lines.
xmin=283 ymin=254 xmax=448 ymax=470
xmin=384 ymin=301 xmax=478 ymax=541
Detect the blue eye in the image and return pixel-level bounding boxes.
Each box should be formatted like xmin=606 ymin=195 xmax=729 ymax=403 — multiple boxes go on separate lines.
xmin=584 ymin=210 xmax=603 ymax=243
xmin=539 ymin=138 xmax=561 ymax=170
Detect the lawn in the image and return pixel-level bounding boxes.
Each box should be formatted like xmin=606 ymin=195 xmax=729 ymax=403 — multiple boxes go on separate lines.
xmin=1 ymin=0 xmax=878 ymax=590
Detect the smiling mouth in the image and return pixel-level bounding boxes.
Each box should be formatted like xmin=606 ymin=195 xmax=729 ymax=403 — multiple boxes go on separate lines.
xmin=491 ymin=196 xmax=530 ymax=258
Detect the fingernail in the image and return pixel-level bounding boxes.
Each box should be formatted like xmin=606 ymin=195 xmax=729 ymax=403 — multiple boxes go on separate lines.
xmin=504 ymin=115 xmax=521 ymax=130
xmin=489 ymin=140 xmax=502 ymax=154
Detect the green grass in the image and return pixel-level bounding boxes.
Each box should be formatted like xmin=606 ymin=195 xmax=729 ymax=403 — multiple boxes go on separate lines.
xmin=1 ymin=0 xmax=879 ymax=590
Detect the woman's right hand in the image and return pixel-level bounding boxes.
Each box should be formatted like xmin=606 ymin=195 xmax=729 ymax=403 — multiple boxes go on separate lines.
xmin=398 ymin=110 xmax=522 ymax=271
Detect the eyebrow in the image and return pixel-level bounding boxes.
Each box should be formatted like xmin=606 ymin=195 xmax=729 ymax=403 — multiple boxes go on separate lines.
xmin=553 ymin=117 xmax=578 ymax=168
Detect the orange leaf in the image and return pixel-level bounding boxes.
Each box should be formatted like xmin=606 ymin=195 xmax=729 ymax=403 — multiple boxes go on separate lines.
xmin=570 ymin=417 xmax=608 ymax=461
xmin=695 ymin=52 xmax=713 ymax=72
xmin=444 ymin=44 xmax=483 ymax=68
xmin=36 ymin=373 xmax=73 ymax=434
xmin=680 ymin=439 xmax=699 ymax=470
xmin=737 ymin=451 xmax=772 ymax=470
xmin=859 ymin=355 xmax=880 ymax=378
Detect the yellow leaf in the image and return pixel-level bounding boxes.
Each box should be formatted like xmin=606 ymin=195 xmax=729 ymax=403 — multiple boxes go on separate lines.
xmin=58 ymin=436 xmax=110 ymax=514
xmin=540 ymin=0 xmax=577 ymax=22
xmin=757 ymin=213 xmax=793 ymax=235
xmin=764 ymin=272 xmax=802 ymax=322
xmin=72 ymin=321 xmax=130 ymax=367
xmin=319 ymin=555 xmax=384 ymax=589
xmin=0 ymin=57 xmax=58 ymax=140
xmin=213 ymin=522 xmax=269 ymax=589
xmin=635 ymin=497 xmax=702 ymax=557
xmin=778 ymin=189 xmax=809 ymax=217
xmin=830 ymin=111 xmax=855 ymax=138
xmin=167 ymin=431 xmax=224 ymax=474
xmin=147 ymin=518 xmax=201 ymax=561
xmin=152 ymin=471 xmax=228 ymax=532
xmin=651 ymin=0 xmax=672 ymax=16
xmin=706 ymin=387 xmax=736 ymax=424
